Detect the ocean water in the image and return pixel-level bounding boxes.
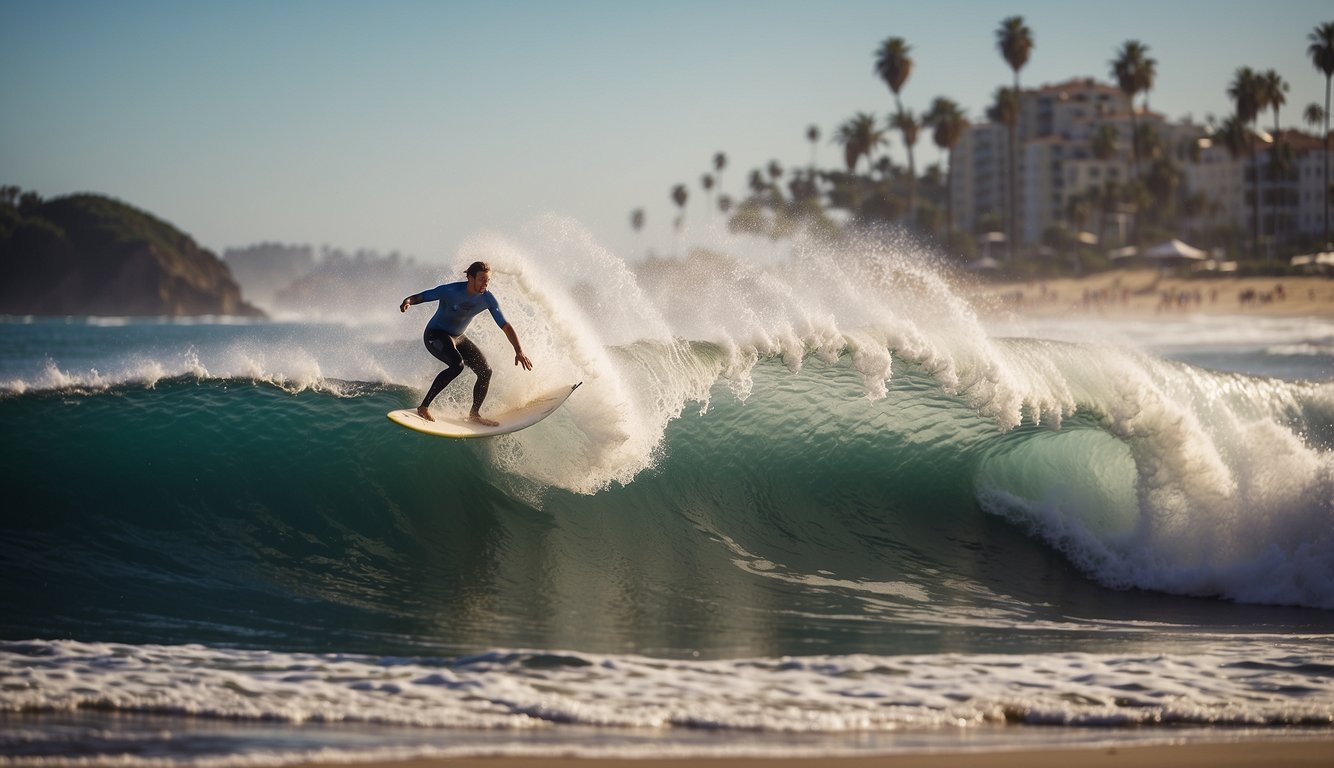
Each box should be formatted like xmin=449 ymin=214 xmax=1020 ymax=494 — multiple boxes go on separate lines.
xmin=2 ymin=222 xmax=1333 ymax=763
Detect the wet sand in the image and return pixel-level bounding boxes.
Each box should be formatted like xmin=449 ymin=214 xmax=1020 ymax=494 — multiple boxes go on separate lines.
xmin=968 ymin=269 xmax=1334 ymax=319
xmin=293 ymin=738 xmax=1334 ymax=767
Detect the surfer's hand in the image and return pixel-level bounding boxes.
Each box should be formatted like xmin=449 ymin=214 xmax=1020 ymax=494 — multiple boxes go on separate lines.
xmin=515 ymin=353 xmax=532 ymax=371
xmin=399 ymin=297 xmax=412 ymax=313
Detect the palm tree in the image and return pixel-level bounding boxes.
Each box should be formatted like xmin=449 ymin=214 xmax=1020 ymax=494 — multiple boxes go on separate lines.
xmin=874 ymin=37 xmax=913 ymax=115
xmin=1091 ymin=123 xmax=1119 ymax=162
xmin=996 ymin=16 xmax=1033 ymax=260
xmin=1306 ymin=102 xmax=1327 ymax=132
xmin=671 ymin=184 xmax=688 ymax=254
xmin=1111 ymin=41 xmax=1156 ymax=178
xmin=987 ymin=86 xmax=1020 ymax=259
xmin=1066 ymin=192 xmax=1092 ymax=235
xmin=630 ymin=208 xmax=645 ymax=233
xmin=806 ymin=125 xmax=821 ymax=169
xmin=1085 ymin=125 xmax=1120 ymax=248
xmin=1211 ymin=116 xmax=1251 ymax=246
xmin=1088 ymin=180 xmax=1124 ymax=247
xmin=1213 ymin=116 xmax=1249 ymax=159
xmin=1144 ymin=157 xmax=1182 ymax=228
xmin=996 ymin=16 xmax=1033 ymax=88
xmin=890 ymin=110 xmax=920 ymax=223
xmin=924 ymin=97 xmax=968 ymax=236
xmin=1135 ymin=123 xmax=1164 ymax=165
xmin=713 ymin=152 xmax=728 ymax=200
xmin=1307 ymin=21 xmax=1334 ymax=245
xmin=1261 ymin=70 xmax=1289 ymax=256
xmin=1228 ymin=67 xmax=1265 ymax=260
xmin=875 ymin=37 xmax=918 ymax=225
xmin=834 ymin=112 xmax=885 ymax=174
xmin=701 ymin=174 xmax=715 ymax=221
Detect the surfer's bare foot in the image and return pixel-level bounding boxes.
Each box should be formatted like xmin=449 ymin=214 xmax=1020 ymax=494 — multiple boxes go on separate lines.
xmin=469 ymin=412 xmax=499 ymax=427
xmin=417 ymin=406 xmax=435 ymax=422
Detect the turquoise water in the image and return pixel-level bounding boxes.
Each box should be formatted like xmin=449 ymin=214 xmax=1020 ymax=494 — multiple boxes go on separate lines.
xmin=2 ymin=238 xmax=1332 ymax=762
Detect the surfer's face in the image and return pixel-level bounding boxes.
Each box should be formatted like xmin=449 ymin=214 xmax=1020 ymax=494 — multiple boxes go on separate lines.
xmin=467 ymin=270 xmax=490 ymax=294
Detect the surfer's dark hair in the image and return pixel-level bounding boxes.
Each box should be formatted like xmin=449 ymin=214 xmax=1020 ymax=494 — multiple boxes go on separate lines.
xmin=465 ymin=261 xmax=490 ymax=277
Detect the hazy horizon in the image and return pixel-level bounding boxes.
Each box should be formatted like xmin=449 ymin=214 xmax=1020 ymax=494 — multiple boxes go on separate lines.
xmin=2 ymin=0 xmax=1328 ymax=267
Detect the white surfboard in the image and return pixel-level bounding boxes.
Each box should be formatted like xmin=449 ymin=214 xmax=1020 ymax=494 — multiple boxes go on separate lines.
xmin=387 ymin=382 xmax=581 ymax=439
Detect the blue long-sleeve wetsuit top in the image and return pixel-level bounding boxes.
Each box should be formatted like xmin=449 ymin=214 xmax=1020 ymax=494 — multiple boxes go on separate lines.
xmin=418 ymin=282 xmax=508 ymax=336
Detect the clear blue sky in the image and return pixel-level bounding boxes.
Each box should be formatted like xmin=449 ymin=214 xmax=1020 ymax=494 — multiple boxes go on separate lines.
xmin=2 ymin=0 xmax=1328 ymax=264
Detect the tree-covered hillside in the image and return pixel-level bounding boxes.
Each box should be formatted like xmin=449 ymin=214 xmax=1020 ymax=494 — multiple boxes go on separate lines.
xmin=0 ymin=188 xmax=262 ymax=317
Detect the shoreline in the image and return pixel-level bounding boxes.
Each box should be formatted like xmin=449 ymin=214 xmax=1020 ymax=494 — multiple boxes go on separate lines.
xmin=966 ymin=269 xmax=1334 ymax=320
xmin=289 ymin=738 xmax=1334 ymax=768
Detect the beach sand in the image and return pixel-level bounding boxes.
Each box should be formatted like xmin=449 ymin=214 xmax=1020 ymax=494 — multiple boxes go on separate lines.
xmin=966 ymin=269 xmax=1334 ymax=319
xmin=295 ymin=739 xmax=1334 ymax=767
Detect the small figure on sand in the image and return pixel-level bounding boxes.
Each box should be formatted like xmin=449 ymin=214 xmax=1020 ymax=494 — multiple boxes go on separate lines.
xmin=400 ymin=261 xmax=532 ymax=425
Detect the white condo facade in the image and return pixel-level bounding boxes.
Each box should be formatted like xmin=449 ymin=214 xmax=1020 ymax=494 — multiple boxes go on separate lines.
xmin=947 ymin=77 xmax=1334 ymax=256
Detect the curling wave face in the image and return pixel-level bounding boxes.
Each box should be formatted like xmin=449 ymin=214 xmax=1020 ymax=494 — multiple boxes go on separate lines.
xmin=2 ymin=220 xmax=1332 ymax=651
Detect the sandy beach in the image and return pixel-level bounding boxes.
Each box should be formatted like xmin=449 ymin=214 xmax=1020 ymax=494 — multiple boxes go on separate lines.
xmin=295 ymin=739 xmax=1334 ymax=767
xmin=967 ymin=269 xmax=1334 ymax=319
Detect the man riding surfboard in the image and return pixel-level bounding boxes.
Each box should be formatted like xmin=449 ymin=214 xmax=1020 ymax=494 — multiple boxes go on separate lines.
xmin=399 ymin=261 xmax=532 ymax=425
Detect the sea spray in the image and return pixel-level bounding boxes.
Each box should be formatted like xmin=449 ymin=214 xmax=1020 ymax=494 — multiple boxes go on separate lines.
xmin=448 ymin=220 xmax=1334 ymax=607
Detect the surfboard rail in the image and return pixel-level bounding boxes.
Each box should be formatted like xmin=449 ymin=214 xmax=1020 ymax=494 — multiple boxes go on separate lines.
xmin=387 ymin=382 xmax=581 ymax=438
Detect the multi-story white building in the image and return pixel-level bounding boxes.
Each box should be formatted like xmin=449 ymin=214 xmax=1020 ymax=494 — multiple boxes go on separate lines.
xmin=1195 ymin=129 xmax=1333 ymax=254
xmin=948 ymin=122 xmax=1007 ymax=238
xmin=1181 ymin=134 xmax=1246 ymax=238
xmin=1284 ymin=131 xmax=1334 ymax=246
xmin=952 ymin=78 xmax=1134 ymax=247
xmin=949 ymin=77 xmax=1333 ymax=255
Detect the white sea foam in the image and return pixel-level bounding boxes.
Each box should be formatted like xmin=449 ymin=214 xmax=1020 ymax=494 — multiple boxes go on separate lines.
xmin=987 ymin=314 xmax=1334 ymax=355
xmin=975 ymin=348 xmax=1334 ymax=609
xmin=426 ymin=221 xmax=1088 ymax=494
xmin=3 ymin=639 xmax=1331 ymax=742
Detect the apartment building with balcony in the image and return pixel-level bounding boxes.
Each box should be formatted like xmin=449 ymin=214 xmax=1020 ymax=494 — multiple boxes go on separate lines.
xmin=948 ymin=77 xmax=1332 ymax=256
xmin=951 ymin=78 xmax=1133 ymax=245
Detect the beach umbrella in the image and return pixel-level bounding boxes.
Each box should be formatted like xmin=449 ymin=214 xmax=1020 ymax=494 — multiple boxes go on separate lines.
xmin=1291 ymin=251 xmax=1334 ymax=272
xmin=1142 ymin=238 xmax=1208 ymax=260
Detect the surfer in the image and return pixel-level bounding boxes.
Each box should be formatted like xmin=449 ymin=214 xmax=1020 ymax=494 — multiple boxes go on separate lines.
xmin=400 ymin=261 xmax=532 ymax=425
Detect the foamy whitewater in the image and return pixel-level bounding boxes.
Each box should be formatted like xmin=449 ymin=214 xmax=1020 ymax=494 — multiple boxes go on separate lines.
xmin=1 ymin=217 xmax=1332 ymax=763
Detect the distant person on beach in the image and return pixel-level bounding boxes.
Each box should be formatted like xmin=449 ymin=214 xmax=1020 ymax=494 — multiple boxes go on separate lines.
xmin=399 ymin=261 xmax=532 ymax=425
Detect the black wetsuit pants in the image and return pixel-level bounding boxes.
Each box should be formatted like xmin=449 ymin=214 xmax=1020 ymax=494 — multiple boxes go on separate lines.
xmin=420 ymin=328 xmax=492 ymax=412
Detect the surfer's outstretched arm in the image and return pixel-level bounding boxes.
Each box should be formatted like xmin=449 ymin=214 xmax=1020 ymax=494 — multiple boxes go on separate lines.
xmin=502 ymin=323 xmax=533 ymax=370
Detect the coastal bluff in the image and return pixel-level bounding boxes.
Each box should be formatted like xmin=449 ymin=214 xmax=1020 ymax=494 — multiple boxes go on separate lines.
xmin=0 ymin=192 xmax=262 ymax=317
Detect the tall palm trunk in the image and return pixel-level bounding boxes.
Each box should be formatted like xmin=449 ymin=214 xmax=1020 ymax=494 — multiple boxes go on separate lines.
xmin=1009 ymin=73 xmax=1019 ymax=262
xmin=1271 ymin=111 xmax=1281 ymax=261
xmin=897 ymin=109 xmax=918 ymax=226
xmin=1128 ymin=112 xmax=1141 ymax=250
xmin=945 ymin=150 xmax=955 ymax=236
xmin=1326 ymin=73 xmax=1332 ymax=246
xmin=1250 ymin=129 xmax=1261 ymax=261
xmin=996 ymin=16 xmax=1033 ymax=263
